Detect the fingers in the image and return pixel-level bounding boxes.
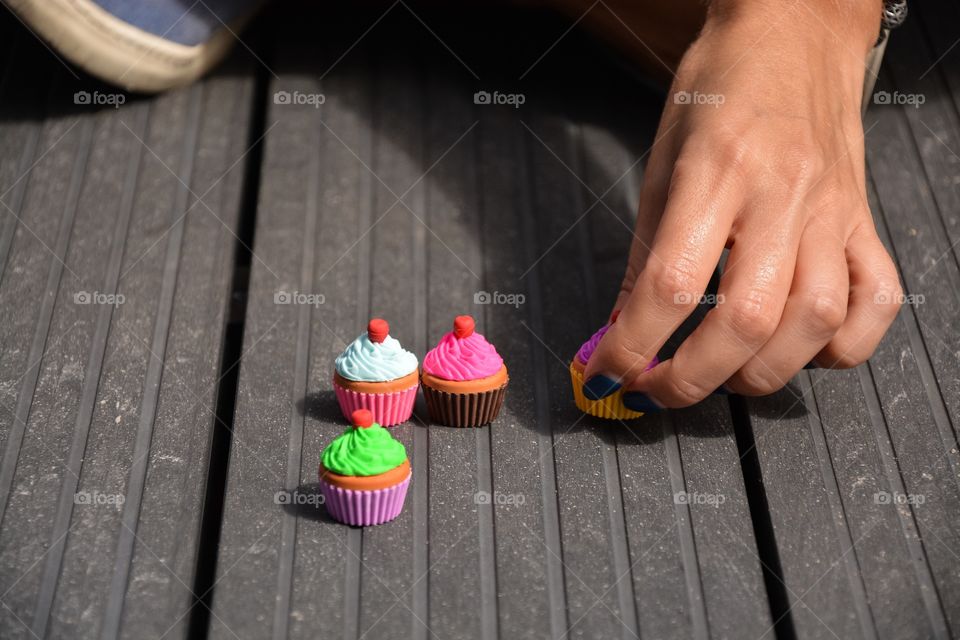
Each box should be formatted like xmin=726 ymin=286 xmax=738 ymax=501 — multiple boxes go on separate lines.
xmin=582 ymin=153 xmax=743 ymax=401
xmin=726 ymin=224 xmax=848 ymax=395
xmin=611 ymin=125 xmax=681 ymax=316
xmin=624 ymin=218 xmax=796 ymax=408
xmin=816 ymin=224 xmax=901 ymax=367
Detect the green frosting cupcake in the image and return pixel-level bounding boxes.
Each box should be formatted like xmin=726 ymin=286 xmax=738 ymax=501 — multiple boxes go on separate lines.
xmin=321 ymin=421 xmax=407 ymax=477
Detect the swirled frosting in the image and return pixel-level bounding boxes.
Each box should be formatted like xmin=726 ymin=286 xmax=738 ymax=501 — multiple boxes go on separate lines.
xmin=335 ymin=333 xmax=418 ymax=382
xmin=321 ymin=422 xmax=407 ymax=476
xmin=575 ymin=320 xmax=659 ymax=371
xmin=576 ymin=323 xmax=610 ymax=365
xmin=423 ymin=318 xmax=503 ymax=381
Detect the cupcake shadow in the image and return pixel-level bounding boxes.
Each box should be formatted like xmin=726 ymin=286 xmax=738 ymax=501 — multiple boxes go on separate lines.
xmin=547 ymin=395 xmax=744 ymax=443
xmin=278 ymin=482 xmax=341 ymax=524
xmin=297 ymin=389 xmax=341 ymax=422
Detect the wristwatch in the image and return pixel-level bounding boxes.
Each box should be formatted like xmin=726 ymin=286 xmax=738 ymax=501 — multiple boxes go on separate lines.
xmin=862 ymin=0 xmax=907 ymax=114
xmin=878 ymin=0 xmax=907 ymax=45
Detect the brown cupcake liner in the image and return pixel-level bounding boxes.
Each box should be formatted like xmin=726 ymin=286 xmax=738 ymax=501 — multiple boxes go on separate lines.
xmin=422 ymin=382 xmax=507 ymax=428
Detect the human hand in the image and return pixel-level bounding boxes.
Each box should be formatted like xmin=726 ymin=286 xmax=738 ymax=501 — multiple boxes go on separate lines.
xmin=583 ymin=0 xmax=903 ymax=411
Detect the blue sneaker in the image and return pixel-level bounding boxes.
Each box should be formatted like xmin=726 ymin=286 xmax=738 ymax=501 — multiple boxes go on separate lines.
xmin=2 ymin=0 xmax=263 ymax=92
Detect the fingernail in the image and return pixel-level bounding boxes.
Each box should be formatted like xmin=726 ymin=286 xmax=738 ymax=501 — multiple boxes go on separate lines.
xmin=622 ymin=392 xmax=663 ymax=413
xmin=803 ymin=362 xmax=819 ymax=370
xmin=583 ymin=375 xmax=621 ymax=401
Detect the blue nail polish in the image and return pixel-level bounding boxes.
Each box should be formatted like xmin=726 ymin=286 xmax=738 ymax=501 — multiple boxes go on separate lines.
xmin=803 ymin=362 xmax=819 ymax=370
xmin=583 ymin=375 xmax=621 ymax=401
xmin=622 ymin=392 xmax=662 ymax=413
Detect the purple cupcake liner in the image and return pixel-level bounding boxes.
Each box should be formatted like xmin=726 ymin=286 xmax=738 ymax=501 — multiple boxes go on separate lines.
xmin=319 ymin=472 xmax=411 ymax=526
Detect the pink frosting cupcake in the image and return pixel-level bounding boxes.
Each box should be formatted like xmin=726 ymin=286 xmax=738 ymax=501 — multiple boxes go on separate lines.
xmin=420 ymin=315 xmax=508 ymax=427
xmin=570 ymin=311 xmax=658 ymax=419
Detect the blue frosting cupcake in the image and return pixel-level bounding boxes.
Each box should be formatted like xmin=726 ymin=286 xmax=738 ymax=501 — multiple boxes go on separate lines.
xmin=332 ymin=318 xmax=419 ymax=427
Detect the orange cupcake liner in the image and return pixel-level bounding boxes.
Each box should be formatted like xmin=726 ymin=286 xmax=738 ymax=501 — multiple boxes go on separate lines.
xmin=569 ymin=360 xmax=644 ymax=420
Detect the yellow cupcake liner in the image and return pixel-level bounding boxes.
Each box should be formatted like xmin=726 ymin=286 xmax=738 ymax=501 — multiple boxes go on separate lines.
xmin=569 ymin=361 xmax=644 ymax=420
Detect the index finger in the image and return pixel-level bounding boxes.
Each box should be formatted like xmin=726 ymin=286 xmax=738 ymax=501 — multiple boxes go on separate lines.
xmin=582 ymin=158 xmax=742 ymax=400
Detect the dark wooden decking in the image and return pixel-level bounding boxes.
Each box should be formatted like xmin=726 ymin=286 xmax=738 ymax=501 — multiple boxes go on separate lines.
xmin=0 ymin=2 xmax=958 ymax=639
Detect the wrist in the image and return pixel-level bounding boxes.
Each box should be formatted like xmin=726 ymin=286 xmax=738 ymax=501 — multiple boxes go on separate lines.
xmin=696 ymin=0 xmax=877 ymax=104
xmin=706 ymin=0 xmax=882 ymax=55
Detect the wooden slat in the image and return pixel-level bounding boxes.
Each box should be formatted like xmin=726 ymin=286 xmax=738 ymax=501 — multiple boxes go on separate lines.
xmin=211 ymin=6 xmax=774 ymax=640
xmin=210 ymin=33 xmax=367 ymax=640
xmin=865 ymin=16 xmax=960 ymax=632
xmin=739 ymin=10 xmax=960 ymax=637
xmin=578 ymin=114 xmax=772 ymax=639
xmin=420 ymin=56 xmax=490 ymax=640
xmin=524 ymin=112 xmax=642 ymax=640
xmin=360 ymin=30 xmax=427 ymax=640
xmin=0 ymin=32 xmax=49 ymax=283
xmin=0 ymin=47 xmax=254 ymax=638
xmin=4 ymin=3 xmax=955 ymax=640
xmin=479 ymin=103 xmax=567 ymax=640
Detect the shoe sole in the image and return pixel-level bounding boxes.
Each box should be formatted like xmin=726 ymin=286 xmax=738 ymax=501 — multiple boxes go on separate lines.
xmin=3 ymin=0 xmax=255 ymax=92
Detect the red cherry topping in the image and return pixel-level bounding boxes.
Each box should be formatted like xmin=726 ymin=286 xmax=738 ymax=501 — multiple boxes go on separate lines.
xmin=367 ymin=318 xmax=389 ymax=343
xmin=352 ymin=409 xmax=374 ymax=428
xmin=453 ymin=315 xmax=475 ymax=339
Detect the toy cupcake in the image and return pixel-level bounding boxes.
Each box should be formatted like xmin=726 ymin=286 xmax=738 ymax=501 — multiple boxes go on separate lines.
xmin=319 ymin=409 xmax=411 ymax=526
xmin=421 ymin=315 xmax=508 ymax=427
xmin=334 ymin=318 xmax=419 ymax=427
xmin=570 ymin=312 xmax=658 ymax=419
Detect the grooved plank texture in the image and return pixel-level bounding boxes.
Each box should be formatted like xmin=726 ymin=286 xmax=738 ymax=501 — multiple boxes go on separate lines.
xmin=210 ymin=7 xmax=768 ymax=640
xmin=739 ymin=4 xmax=960 ymax=638
xmin=3 ymin=2 xmax=959 ymax=640
xmin=0 ymin=28 xmax=254 ymax=639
